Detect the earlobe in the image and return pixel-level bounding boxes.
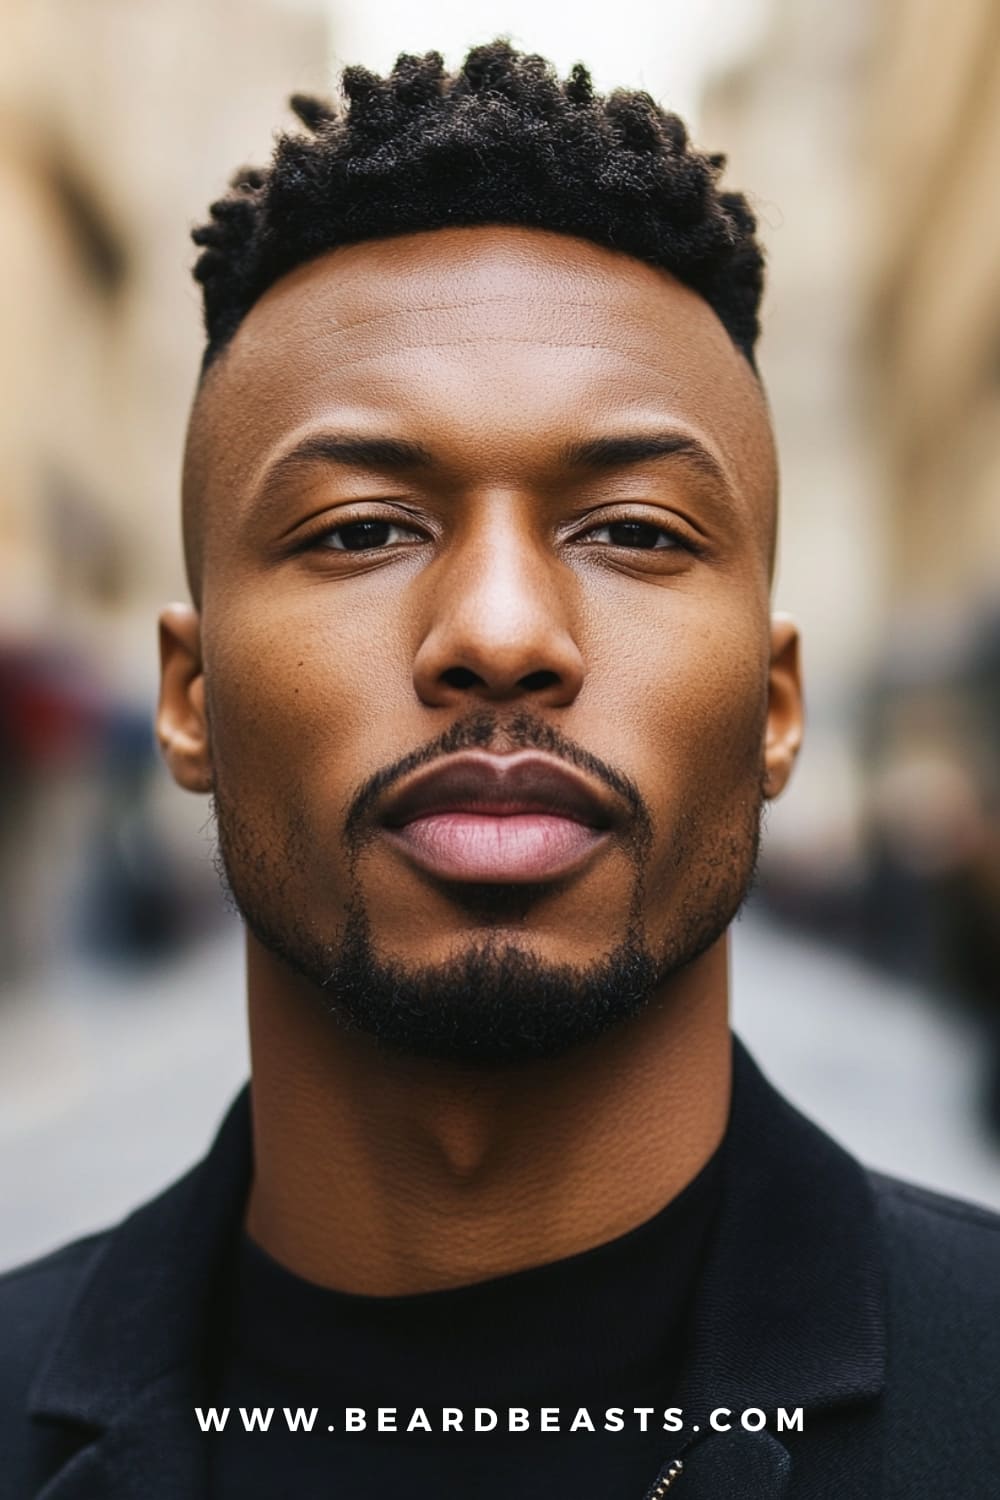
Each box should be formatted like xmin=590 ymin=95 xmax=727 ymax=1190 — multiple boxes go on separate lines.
xmin=157 ymin=603 xmax=213 ymax=793
xmin=763 ymin=613 xmax=804 ymax=800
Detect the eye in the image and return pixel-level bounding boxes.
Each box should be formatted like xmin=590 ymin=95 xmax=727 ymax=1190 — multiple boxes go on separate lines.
xmin=318 ymin=519 xmax=421 ymax=552
xmin=585 ymin=520 xmax=684 ymax=550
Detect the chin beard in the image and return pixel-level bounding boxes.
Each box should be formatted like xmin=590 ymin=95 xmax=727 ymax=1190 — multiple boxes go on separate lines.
xmin=215 ymin=848 xmax=757 ymax=1068
xmin=286 ymin=900 xmax=665 ymax=1064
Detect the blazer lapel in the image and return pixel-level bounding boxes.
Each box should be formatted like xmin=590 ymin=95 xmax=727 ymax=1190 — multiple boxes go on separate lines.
xmin=644 ymin=1429 xmax=791 ymax=1498
xmin=670 ymin=1038 xmax=887 ymax=1498
xmin=35 ymin=1372 xmax=208 ymax=1500
xmin=28 ymin=1089 xmax=254 ymax=1499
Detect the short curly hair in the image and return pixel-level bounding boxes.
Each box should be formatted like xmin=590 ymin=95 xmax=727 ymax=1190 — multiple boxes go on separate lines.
xmin=192 ymin=39 xmax=764 ymax=372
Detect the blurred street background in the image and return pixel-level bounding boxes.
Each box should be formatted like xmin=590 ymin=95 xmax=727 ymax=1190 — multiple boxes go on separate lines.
xmin=2 ymin=0 xmax=999 ymax=1268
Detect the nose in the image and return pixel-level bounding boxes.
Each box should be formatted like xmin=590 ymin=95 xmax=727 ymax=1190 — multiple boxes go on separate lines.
xmin=412 ymin=509 xmax=585 ymax=710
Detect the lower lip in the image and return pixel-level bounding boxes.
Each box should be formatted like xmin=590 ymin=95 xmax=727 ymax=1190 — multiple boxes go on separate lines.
xmin=386 ymin=813 xmax=609 ymax=883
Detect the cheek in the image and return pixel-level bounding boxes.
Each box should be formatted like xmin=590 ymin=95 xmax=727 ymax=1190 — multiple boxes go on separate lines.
xmin=585 ymin=590 xmax=768 ymax=807
xmin=202 ymin=587 xmax=406 ymax=805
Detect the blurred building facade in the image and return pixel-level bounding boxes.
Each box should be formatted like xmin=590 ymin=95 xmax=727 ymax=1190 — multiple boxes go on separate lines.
xmin=1 ymin=0 xmax=331 ymax=648
xmin=866 ymin=0 xmax=1000 ymax=615
xmin=861 ymin=0 xmax=1000 ymax=1093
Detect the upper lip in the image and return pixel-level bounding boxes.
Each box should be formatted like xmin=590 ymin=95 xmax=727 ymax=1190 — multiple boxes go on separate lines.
xmin=380 ymin=751 xmax=620 ymax=831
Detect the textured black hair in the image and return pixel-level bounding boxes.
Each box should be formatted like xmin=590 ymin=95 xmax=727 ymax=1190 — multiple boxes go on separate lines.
xmin=192 ymin=40 xmax=764 ymax=372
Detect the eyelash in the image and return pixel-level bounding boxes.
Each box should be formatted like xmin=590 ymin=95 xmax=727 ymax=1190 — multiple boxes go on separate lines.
xmin=310 ymin=515 xmax=697 ymax=555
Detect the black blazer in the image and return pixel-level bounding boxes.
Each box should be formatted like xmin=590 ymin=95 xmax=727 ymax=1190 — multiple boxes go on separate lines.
xmin=2 ymin=1040 xmax=999 ymax=1499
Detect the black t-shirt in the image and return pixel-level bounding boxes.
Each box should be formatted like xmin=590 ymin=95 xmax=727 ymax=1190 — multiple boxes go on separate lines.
xmin=206 ymin=1143 xmax=724 ymax=1500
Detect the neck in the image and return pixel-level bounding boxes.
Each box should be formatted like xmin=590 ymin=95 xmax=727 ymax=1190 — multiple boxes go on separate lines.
xmin=244 ymin=934 xmax=732 ymax=1296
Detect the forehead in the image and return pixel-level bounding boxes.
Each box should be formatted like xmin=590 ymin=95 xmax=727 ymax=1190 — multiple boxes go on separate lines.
xmin=185 ymin=227 xmax=775 ymax=560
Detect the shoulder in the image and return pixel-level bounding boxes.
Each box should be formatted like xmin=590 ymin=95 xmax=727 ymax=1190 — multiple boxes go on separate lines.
xmin=868 ymin=1169 xmax=1000 ymax=1338
xmin=868 ymin=1169 xmax=1000 ymax=1292
xmin=0 ymin=1231 xmax=110 ymax=1407
xmin=0 ymin=1230 xmax=109 ymax=1323
xmin=867 ymin=1170 xmax=1000 ymax=1468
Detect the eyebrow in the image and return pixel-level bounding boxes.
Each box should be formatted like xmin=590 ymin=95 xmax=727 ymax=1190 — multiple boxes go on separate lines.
xmin=261 ymin=434 xmax=436 ymax=488
xmin=558 ymin=432 xmax=734 ymax=495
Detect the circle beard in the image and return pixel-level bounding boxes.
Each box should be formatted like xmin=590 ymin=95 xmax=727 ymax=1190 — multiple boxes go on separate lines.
xmin=211 ymin=788 xmax=763 ymax=1066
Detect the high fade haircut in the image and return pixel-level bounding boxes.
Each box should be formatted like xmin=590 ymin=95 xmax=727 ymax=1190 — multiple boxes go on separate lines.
xmin=191 ymin=39 xmax=765 ymax=373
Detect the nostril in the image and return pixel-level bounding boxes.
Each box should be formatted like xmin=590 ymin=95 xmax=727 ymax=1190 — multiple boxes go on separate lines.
xmin=441 ymin=666 xmax=483 ymax=690
xmin=519 ymin=670 xmax=559 ymax=692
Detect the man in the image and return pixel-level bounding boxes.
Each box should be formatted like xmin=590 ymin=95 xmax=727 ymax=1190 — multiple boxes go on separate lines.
xmin=2 ymin=41 xmax=998 ymax=1500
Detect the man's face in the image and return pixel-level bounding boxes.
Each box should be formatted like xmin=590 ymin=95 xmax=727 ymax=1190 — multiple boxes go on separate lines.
xmin=165 ymin=227 xmax=799 ymax=1061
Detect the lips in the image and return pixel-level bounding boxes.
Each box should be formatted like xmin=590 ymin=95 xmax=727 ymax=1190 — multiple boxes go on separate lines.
xmin=379 ymin=751 xmax=618 ymax=884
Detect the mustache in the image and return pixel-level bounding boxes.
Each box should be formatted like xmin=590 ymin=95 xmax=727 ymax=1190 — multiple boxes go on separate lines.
xmin=343 ymin=710 xmax=653 ymax=855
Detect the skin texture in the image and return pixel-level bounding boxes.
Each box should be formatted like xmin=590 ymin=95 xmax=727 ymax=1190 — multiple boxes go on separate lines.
xmin=159 ymin=226 xmax=803 ymax=1294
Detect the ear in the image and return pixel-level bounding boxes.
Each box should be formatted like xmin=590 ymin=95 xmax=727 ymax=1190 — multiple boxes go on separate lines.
xmin=763 ymin=612 xmax=803 ymax=800
xmin=157 ymin=603 xmax=212 ymax=793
